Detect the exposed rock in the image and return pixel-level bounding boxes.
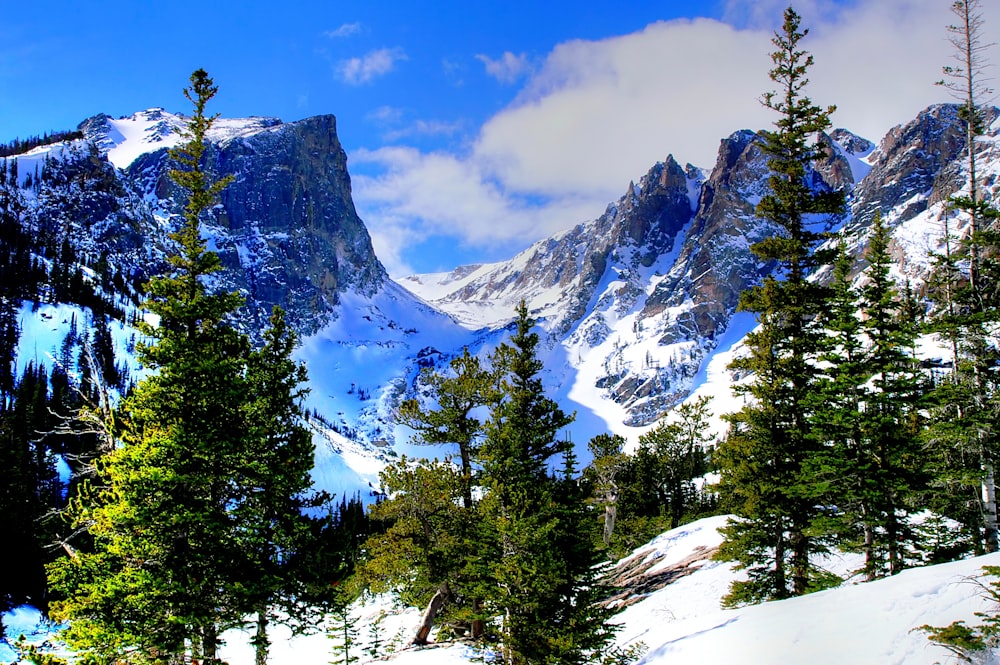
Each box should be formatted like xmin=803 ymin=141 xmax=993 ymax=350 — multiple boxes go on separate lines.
xmin=598 ymin=544 xmax=719 ymax=609
xmin=74 ymin=112 xmax=387 ymax=336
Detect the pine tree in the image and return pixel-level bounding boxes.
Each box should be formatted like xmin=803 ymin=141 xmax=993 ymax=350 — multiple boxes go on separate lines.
xmin=327 ymin=589 xmax=359 ymax=665
xmin=360 ymin=457 xmax=475 ymax=645
xmin=393 ymin=347 xmax=494 ymax=640
xmin=240 ymin=306 xmax=329 ymax=665
xmin=478 ymin=301 xmax=612 ymax=664
xmin=397 ymin=348 xmax=493 ymax=512
xmin=924 ymin=0 xmax=1000 ymax=555
xmin=809 ymin=216 xmax=926 ymax=580
xmin=585 ymin=433 xmax=627 ymax=547
xmin=49 ymin=69 xmax=249 ymax=664
xmin=715 ymin=6 xmax=845 ymax=604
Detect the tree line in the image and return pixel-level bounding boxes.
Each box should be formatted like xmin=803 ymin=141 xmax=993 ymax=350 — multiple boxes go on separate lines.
xmin=713 ymin=0 xmax=1000 ymax=606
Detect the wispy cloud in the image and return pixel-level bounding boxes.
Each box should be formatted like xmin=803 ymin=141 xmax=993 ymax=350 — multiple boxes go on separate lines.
xmin=325 ymin=22 xmax=363 ymax=39
xmin=475 ymin=51 xmax=531 ymax=84
xmin=337 ymin=47 xmax=407 ymax=85
xmin=367 ymin=106 xmax=405 ymax=124
xmin=384 ymin=119 xmax=464 ymax=142
xmin=352 ymin=146 xmax=600 ymax=277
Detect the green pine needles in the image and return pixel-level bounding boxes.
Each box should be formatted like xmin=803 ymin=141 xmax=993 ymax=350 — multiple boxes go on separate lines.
xmin=362 ymin=302 xmax=614 ymax=664
xmin=715 ymin=6 xmax=847 ymax=605
xmin=47 ymin=70 xmax=327 ymax=665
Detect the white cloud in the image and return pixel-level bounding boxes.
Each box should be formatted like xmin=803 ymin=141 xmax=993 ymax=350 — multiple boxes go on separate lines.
xmin=354 ymin=1 xmax=1000 ymax=276
xmin=351 ymin=146 xmax=602 ymax=277
xmin=325 ymin=23 xmax=363 ymax=39
xmin=475 ymin=51 xmax=532 ymax=84
xmin=383 ymin=119 xmax=464 ymax=142
xmin=367 ymin=105 xmax=404 ymax=124
xmin=337 ymin=48 xmax=407 ymax=85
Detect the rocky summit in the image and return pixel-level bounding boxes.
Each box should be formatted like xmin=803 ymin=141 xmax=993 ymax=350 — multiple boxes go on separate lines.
xmin=74 ymin=109 xmax=386 ymax=337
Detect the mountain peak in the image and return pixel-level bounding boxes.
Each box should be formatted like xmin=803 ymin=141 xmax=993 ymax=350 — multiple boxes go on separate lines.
xmin=78 ymin=109 xmax=283 ymax=170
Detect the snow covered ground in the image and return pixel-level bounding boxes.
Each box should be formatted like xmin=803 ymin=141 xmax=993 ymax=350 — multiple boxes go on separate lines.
xmin=6 ymin=515 xmax=997 ymax=664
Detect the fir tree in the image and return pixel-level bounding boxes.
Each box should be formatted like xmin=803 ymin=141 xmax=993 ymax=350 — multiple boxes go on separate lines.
xmin=479 ymin=301 xmax=613 ymax=664
xmin=925 ymin=0 xmax=1000 ymax=555
xmin=809 ymin=216 xmax=926 ymax=579
xmin=715 ymin=6 xmax=845 ymax=604
xmin=240 ymin=306 xmax=329 ymax=665
xmin=49 ymin=69 xmax=248 ymax=664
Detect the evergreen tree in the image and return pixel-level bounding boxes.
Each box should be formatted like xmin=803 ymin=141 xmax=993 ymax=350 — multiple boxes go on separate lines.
xmin=478 ymin=301 xmax=612 ymax=664
xmin=855 ymin=213 xmax=925 ymax=573
xmin=924 ymin=0 xmax=1000 ymax=555
xmin=361 ymin=457 xmax=476 ymax=645
xmin=0 ymin=362 xmax=63 ymax=617
xmin=809 ymin=216 xmax=926 ymax=579
xmin=397 ymin=348 xmax=493 ymax=512
xmin=715 ymin=6 xmax=845 ymax=604
xmin=585 ymin=433 xmax=627 ymax=548
xmin=49 ymin=70 xmax=249 ymax=664
xmin=394 ymin=348 xmax=494 ymax=640
xmin=240 ymin=306 xmax=329 ymax=665
xmin=327 ymin=588 xmax=359 ymax=665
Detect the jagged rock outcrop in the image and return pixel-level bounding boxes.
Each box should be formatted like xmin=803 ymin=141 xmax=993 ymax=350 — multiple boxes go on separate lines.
xmin=402 ymin=155 xmax=697 ymax=335
xmin=850 ymin=104 xmax=998 ymax=233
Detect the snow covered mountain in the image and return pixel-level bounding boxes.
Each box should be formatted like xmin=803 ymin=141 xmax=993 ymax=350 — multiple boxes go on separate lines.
xmin=8 ymin=98 xmax=1000 ymax=665
xmin=402 ymin=103 xmax=1000 ymax=432
xmin=9 ymin=102 xmax=1000 ymax=484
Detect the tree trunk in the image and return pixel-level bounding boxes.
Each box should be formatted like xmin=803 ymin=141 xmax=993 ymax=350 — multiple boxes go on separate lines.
xmin=253 ymin=608 xmax=270 ymax=665
xmin=602 ymin=501 xmax=617 ymax=546
xmin=773 ymin=523 xmax=787 ymax=599
xmin=202 ymin=623 xmax=219 ymax=664
xmin=412 ymin=583 xmax=449 ymax=646
xmin=862 ymin=507 xmax=875 ymax=582
xmin=790 ymin=520 xmax=809 ymax=596
xmin=887 ymin=508 xmax=901 ymax=576
xmin=983 ymin=460 xmax=998 ymax=553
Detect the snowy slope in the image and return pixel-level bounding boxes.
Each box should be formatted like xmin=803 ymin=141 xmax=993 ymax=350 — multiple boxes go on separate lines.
xmin=89 ymin=108 xmax=283 ymax=170
xmin=6 ymin=516 xmax=997 ymax=664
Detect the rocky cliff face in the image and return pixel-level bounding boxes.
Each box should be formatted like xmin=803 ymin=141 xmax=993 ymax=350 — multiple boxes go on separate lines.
xmin=401 ymin=155 xmax=697 ymax=335
xmin=73 ymin=110 xmax=386 ymax=335
xmin=15 ymin=102 xmax=998 ymax=437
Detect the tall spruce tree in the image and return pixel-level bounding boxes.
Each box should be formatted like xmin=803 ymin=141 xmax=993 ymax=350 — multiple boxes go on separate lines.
xmin=715 ymin=6 xmax=846 ymax=604
xmin=240 ymin=306 xmax=328 ymax=665
xmin=924 ymin=0 xmax=1000 ymax=555
xmin=478 ymin=302 xmax=612 ymax=664
xmin=48 ymin=70 xmax=327 ymax=665
xmin=809 ymin=216 xmax=926 ymax=579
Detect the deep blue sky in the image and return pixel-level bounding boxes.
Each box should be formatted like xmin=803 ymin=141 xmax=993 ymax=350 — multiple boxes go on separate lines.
xmin=0 ymin=2 xmax=722 ymax=145
xmin=0 ymin=1 xmax=992 ymax=275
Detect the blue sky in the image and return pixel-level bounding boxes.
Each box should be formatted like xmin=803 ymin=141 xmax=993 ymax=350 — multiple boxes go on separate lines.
xmin=1 ymin=0 xmax=996 ymax=276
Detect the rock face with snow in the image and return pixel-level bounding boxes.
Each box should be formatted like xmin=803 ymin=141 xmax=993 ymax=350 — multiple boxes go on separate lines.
xmin=404 ymin=104 xmax=999 ymax=427
xmin=12 ymin=102 xmax=1000 ymax=437
xmin=75 ymin=109 xmax=386 ymax=335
